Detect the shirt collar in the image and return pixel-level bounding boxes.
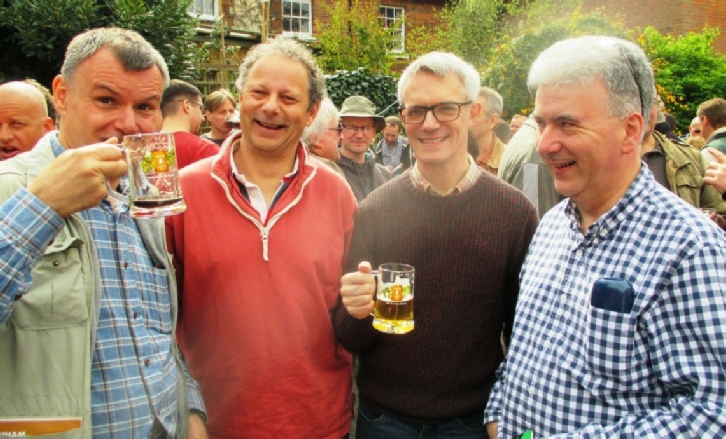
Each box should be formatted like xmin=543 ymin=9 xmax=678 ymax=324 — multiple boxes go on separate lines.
xmin=409 ymin=155 xmax=481 ymax=196
xmin=230 ymin=142 xmax=300 ymax=186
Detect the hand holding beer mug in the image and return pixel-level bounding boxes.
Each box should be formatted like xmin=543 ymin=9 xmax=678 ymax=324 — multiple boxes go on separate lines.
xmin=107 ymin=132 xmax=186 ymax=218
xmin=372 ymin=263 xmax=415 ymax=334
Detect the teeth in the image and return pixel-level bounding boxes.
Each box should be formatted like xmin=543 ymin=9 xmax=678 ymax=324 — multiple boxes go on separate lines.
xmin=555 ymin=161 xmax=575 ymax=169
xmin=419 ymin=137 xmax=445 ymax=143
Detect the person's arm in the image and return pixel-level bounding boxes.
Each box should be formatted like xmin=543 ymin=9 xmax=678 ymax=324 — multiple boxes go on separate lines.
xmin=0 ymin=188 xmax=64 ymax=324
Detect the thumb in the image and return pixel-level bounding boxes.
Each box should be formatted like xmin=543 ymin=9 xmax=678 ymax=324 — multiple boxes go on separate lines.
xmin=708 ymin=148 xmax=726 ymax=164
xmin=358 ymin=261 xmax=373 ymax=274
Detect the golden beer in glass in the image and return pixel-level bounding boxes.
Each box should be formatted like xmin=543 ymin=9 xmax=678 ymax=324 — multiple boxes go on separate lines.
xmin=372 ymin=263 xmax=414 ymax=334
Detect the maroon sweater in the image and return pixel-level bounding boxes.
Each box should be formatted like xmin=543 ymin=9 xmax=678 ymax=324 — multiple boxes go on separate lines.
xmin=333 ymin=171 xmax=538 ymax=424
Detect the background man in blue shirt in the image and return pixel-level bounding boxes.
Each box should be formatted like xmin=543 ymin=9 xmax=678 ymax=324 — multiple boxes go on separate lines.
xmin=485 ymin=35 xmax=726 ymax=438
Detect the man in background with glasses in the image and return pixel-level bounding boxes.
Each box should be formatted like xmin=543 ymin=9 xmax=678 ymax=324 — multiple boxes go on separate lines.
xmin=334 ymin=52 xmax=538 ymax=438
xmin=160 ymin=79 xmax=220 ymax=169
xmin=337 ymin=95 xmax=393 ymax=201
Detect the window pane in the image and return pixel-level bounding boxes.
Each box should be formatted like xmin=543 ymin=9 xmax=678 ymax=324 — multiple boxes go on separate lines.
xmin=301 ymin=18 xmax=310 ymax=33
xmin=301 ymin=3 xmax=309 ymax=15
xmin=283 ymin=17 xmax=292 ymax=31
xmin=292 ymin=2 xmax=300 ymax=16
xmin=283 ymin=2 xmax=291 ymax=15
xmin=291 ymin=18 xmax=300 ymax=32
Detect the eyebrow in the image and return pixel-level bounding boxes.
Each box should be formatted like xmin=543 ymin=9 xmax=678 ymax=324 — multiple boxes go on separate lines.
xmin=92 ymin=84 xmax=160 ymax=102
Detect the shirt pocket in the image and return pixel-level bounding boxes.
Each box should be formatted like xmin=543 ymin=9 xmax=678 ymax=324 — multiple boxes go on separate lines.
xmin=11 ymin=235 xmax=90 ymax=329
xmin=136 ymin=266 xmax=173 ymax=334
xmin=585 ymin=305 xmax=636 ymax=380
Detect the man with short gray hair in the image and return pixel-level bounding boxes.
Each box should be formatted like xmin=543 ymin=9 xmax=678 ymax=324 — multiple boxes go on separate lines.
xmin=485 ymin=35 xmax=726 ymax=438
xmin=471 ymin=86 xmax=505 ymax=174
xmin=334 ymin=51 xmax=537 ymax=438
xmin=0 ymin=27 xmax=205 ymax=438
xmin=302 ymin=97 xmax=344 ymax=174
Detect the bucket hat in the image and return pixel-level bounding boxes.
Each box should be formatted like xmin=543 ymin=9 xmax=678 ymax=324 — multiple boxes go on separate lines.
xmin=339 ymin=96 xmax=386 ymax=132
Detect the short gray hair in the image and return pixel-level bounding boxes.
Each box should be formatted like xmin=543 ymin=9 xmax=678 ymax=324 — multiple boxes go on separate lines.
xmin=61 ymin=27 xmax=170 ymax=89
xmin=397 ymin=52 xmax=480 ymax=105
xmin=479 ymin=86 xmax=503 ymax=116
xmin=302 ymin=98 xmax=339 ymax=144
xmin=528 ymin=36 xmax=654 ymax=119
xmin=235 ymin=36 xmax=325 ymax=111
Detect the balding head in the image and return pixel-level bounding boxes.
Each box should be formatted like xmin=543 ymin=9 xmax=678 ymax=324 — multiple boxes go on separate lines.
xmin=0 ymin=81 xmax=54 ymax=160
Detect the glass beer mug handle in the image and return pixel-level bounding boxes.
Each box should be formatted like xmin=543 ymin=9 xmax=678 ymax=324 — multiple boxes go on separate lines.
xmin=105 ymin=144 xmax=130 ymax=206
xmin=369 ymin=269 xmax=378 ymax=317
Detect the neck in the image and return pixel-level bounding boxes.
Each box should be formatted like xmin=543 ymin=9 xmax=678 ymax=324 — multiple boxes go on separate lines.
xmin=476 ymin=131 xmax=496 ymax=156
xmin=341 ymin=147 xmax=366 ymax=163
xmin=577 ymin=161 xmax=641 ymax=232
xmin=210 ymin=126 xmax=230 ymax=139
xmin=640 ymin=132 xmax=656 ymax=154
xmin=161 ymin=117 xmax=190 ymax=134
xmin=416 ymin=154 xmax=470 ymax=195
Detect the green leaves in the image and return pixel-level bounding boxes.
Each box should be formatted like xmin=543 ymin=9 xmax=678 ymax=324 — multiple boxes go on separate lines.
xmin=0 ymin=0 xmax=207 ymax=86
xmin=326 ymin=68 xmax=398 ymax=117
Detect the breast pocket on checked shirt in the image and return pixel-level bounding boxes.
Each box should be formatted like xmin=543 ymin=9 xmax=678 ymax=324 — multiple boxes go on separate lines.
xmin=585 ymin=305 xmax=637 ymax=380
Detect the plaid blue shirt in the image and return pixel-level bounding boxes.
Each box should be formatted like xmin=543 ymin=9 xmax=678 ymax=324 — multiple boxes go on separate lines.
xmin=0 ymin=135 xmax=188 ymax=437
xmin=485 ymin=165 xmax=726 ymax=437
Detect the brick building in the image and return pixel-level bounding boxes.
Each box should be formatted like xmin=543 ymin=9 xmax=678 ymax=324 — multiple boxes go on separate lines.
xmin=583 ymin=0 xmax=726 ymax=53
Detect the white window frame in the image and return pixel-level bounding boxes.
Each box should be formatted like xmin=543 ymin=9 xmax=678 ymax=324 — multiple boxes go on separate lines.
xmin=188 ymin=0 xmax=218 ymax=22
xmin=282 ymin=0 xmax=313 ymax=38
xmin=379 ymin=5 xmax=405 ymax=53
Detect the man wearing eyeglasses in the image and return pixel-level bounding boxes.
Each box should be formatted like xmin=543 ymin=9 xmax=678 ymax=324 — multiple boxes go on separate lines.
xmin=337 ymin=95 xmax=393 ymax=201
xmin=333 ymin=52 xmax=538 ymax=438
xmin=160 ymin=79 xmax=220 ymax=169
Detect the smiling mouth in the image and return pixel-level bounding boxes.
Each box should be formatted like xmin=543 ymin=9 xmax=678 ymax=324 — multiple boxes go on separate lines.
xmin=554 ymin=161 xmax=575 ymax=169
xmin=0 ymin=146 xmax=19 ymax=156
xmin=418 ymin=136 xmax=446 ymax=144
xmin=256 ymin=120 xmax=285 ymax=130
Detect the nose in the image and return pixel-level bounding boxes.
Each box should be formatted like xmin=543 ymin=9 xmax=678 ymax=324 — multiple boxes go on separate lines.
xmin=261 ymin=95 xmax=281 ymax=113
xmin=0 ymin=124 xmax=11 ymax=142
xmin=114 ymin=106 xmax=141 ymax=135
xmin=421 ymin=109 xmax=440 ymax=130
xmin=536 ymin=124 xmax=561 ymax=156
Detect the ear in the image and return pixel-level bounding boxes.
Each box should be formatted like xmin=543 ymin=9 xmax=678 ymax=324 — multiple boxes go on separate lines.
xmin=468 ymin=101 xmax=482 ymax=127
xmin=52 ymin=75 xmax=68 ymax=119
xmin=306 ymin=100 xmax=321 ymax=127
xmin=43 ymin=117 xmax=55 ymax=132
xmin=622 ymin=112 xmax=644 ymax=155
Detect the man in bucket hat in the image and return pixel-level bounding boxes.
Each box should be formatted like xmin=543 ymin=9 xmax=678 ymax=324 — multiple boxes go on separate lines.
xmin=337 ymin=95 xmax=393 ymax=201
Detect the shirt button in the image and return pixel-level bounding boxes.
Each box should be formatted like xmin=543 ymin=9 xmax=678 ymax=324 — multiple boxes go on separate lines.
xmin=52 ymin=261 xmax=60 ymax=267
xmin=133 ymin=312 xmax=138 ymax=319
xmin=144 ymin=359 xmax=150 ymax=367
xmin=124 ymin=262 xmax=129 ymax=269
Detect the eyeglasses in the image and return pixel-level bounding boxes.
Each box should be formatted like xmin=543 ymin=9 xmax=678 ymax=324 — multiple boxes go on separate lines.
xmin=327 ymin=124 xmax=343 ymax=133
xmin=398 ymin=101 xmax=472 ymax=124
xmin=180 ymin=99 xmax=204 ymax=111
xmin=342 ymin=125 xmax=376 ymax=134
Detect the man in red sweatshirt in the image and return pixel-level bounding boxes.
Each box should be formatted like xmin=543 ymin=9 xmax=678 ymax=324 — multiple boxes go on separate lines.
xmin=166 ymin=36 xmax=357 ymax=438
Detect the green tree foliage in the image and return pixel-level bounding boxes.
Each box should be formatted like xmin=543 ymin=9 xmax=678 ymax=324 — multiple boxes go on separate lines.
xmin=480 ymin=0 xmax=628 ymax=118
xmin=315 ymin=0 xmax=397 ymax=74
xmin=638 ymin=27 xmax=726 ymax=134
xmin=0 ymin=0 xmax=206 ymax=87
xmin=326 ymin=68 xmax=398 ymax=117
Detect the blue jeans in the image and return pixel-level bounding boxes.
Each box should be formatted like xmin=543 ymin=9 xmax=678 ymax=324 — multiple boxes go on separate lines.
xmin=356 ymin=402 xmax=487 ymax=439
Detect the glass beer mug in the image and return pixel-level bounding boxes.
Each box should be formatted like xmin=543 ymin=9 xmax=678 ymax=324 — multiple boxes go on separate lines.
xmin=372 ymin=263 xmax=415 ymax=334
xmin=107 ymin=132 xmax=186 ymax=218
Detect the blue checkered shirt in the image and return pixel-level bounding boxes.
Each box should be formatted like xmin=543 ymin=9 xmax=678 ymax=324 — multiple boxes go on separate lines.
xmin=0 ymin=134 xmax=195 ymax=437
xmin=485 ymin=165 xmax=726 ymax=437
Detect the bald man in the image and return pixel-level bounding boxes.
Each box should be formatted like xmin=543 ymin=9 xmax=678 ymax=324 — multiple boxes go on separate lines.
xmin=0 ymin=81 xmax=54 ymax=160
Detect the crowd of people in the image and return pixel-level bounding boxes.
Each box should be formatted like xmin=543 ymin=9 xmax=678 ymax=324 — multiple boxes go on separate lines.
xmin=0 ymin=26 xmax=725 ymax=439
